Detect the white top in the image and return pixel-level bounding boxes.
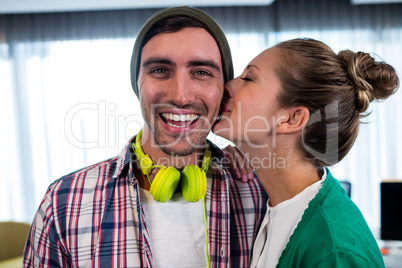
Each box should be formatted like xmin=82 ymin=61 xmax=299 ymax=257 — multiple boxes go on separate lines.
xmin=250 ymin=170 xmax=327 ymax=268
xmin=140 ymin=188 xmax=208 ymax=268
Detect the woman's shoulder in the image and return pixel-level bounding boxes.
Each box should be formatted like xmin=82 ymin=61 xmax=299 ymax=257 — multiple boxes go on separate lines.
xmin=304 ymin=171 xmax=375 ymax=246
xmin=278 ymin=170 xmax=384 ymax=267
xmin=308 ymin=169 xmax=361 ymax=216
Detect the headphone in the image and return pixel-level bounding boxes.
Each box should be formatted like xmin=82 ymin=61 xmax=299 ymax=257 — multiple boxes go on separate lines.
xmin=132 ymin=129 xmax=212 ymax=203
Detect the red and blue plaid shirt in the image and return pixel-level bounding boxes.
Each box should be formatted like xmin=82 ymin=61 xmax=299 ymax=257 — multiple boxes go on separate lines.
xmin=23 ymin=138 xmax=267 ymax=267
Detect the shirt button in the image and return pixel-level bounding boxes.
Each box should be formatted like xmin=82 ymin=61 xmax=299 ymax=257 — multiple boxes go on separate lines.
xmin=220 ymin=246 xmax=225 ymax=257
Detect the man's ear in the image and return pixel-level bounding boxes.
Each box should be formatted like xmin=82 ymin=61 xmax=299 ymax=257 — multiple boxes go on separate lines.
xmin=276 ymin=107 xmax=309 ymax=134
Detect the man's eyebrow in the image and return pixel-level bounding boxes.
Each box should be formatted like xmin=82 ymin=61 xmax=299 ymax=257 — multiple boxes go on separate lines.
xmin=187 ymin=60 xmax=221 ymax=72
xmin=142 ymin=57 xmax=175 ymax=68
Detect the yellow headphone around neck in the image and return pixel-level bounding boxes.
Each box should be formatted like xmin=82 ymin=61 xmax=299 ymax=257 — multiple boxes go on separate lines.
xmin=132 ymin=129 xmax=212 ymax=203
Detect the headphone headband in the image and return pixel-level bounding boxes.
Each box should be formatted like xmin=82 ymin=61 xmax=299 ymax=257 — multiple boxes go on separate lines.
xmin=133 ymin=129 xmax=154 ymax=175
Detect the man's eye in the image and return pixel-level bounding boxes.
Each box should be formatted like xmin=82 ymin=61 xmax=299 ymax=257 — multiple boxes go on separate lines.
xmin=151 ymin=68 xmax=167 ymax=74
xmin=194 ymin=70 xmax=211 ymax=76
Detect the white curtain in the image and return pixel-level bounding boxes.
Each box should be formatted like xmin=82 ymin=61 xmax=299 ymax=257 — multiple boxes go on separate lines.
xmin=1 ymin=0 xmax=402 ymax=232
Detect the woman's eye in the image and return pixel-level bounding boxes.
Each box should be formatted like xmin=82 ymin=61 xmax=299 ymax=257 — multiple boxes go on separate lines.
xmin=240 ymin=76 xmax=252 ymax=81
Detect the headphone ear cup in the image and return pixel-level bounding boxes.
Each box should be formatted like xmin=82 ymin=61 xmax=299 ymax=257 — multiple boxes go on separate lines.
xmin=150 ymin=167 xmax=181 ymax=203
xmin=181 ymin=165 xmax=207 ymax=202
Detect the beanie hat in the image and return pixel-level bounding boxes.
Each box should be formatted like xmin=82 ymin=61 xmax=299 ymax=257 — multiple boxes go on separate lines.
xmin=130 ymin=6 xmax=234 ymax=98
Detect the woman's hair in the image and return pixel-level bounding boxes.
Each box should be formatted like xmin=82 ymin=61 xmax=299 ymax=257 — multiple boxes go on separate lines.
xmin=274 ymin=38 xmax=399 ymax=166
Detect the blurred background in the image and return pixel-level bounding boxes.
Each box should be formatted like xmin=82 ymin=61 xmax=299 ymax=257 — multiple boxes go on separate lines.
xmin=1 ymin=0 xmax=401 ymax=237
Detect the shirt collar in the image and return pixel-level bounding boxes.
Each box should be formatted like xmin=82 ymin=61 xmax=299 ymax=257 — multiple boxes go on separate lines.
xmin=113 ymin=136 xmax=136 ymax=178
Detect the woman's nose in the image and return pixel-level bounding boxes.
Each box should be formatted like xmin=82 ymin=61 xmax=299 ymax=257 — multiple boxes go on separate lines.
xmin=224 ymin=77 xmax=240 ymax=98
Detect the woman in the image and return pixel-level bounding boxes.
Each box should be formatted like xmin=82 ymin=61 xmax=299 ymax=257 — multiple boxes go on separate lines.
xmin=213 ymin=38 xmax=399 ymax=267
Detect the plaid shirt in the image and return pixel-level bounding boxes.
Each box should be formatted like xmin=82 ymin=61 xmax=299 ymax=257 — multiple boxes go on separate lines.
xmin=23 ymin=138 xmax=267 ymax=268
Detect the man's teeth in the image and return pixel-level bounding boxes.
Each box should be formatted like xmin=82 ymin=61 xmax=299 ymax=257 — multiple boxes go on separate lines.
xmin=167 ymin=122 xmax=186 ymax=128
xmin=161 ymin=113 xmax=199 ymax=128
xmin=162 ymin=113 xmax=198 ymax=122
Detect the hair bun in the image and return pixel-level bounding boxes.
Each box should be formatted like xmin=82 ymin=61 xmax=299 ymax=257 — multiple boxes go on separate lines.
xmin=338 ymin=50 xmax=399 ymax=113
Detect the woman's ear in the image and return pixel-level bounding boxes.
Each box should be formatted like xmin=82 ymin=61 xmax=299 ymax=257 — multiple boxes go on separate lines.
xmin=276 ymin=107 xmax=309 ymax=134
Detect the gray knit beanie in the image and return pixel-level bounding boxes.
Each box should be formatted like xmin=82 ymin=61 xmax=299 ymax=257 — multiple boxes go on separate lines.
xmin=130 ymin=6 xmax=234 ymax=98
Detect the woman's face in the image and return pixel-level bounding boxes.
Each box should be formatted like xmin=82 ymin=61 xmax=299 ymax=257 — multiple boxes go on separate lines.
xmin=213 ymin=47 xmax=285 ymax=148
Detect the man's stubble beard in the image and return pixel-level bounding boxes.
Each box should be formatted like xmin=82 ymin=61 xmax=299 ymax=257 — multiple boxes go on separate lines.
xmin=142 ymin=104 xmax=218 ymax=157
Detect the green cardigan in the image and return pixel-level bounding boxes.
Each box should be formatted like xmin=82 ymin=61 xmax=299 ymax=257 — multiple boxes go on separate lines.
xmin=276 ymin=169 xmax=384 ymax=268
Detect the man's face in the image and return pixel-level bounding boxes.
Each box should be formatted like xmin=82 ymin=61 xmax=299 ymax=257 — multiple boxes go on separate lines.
xmin=138 ymin=27 xmax=224 ymax=156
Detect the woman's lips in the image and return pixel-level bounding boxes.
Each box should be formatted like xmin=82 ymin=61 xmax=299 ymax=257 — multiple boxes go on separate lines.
xmin=221 ymin=104 xmax=231 ymax=113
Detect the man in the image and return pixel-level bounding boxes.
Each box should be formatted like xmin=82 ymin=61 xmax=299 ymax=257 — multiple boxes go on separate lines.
xmin=23 ymin=6 xmax=266 ymax=267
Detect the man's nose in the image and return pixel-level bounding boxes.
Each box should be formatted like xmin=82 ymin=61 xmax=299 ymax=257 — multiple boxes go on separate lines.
xmin=168 ymin=72 xmax=195 ymax=105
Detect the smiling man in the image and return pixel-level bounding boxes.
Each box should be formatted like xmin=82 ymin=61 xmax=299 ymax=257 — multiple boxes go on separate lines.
xmin=137 ymin=26 xmax=223 ymax=158
xmin=23 ymin=6 xmax=266 ymax=268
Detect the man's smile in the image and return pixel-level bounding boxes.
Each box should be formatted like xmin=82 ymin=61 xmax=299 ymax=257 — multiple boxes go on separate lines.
xmin=160 ymin=112 xmax=200 ymax=128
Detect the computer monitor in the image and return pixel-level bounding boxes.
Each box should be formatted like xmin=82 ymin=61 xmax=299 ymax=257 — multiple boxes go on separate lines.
xmin=381 ymin=180 xmax=402 ymax=241
xmin=339 ymin=180 xmax=351 ymax=198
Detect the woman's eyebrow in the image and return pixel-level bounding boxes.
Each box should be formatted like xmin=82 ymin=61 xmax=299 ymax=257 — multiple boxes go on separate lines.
xmin=247 ymin=64 xmax=260 ymax=71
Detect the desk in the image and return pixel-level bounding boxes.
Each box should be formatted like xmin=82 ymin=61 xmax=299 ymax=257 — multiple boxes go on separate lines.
xmin=379 ymin=241 xmax=402 ymax=268
xmin=0 ymin=256 xmax=23 ymax=268
xmin=383 ymin=254 xmax=402 ymax=268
